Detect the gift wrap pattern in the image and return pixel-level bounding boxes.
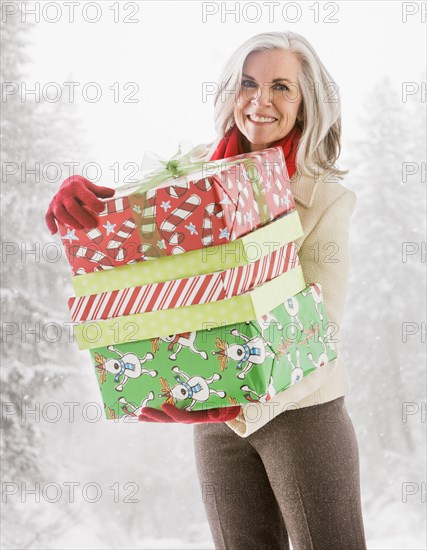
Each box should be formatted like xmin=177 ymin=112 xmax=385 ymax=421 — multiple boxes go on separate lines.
xmin=70 ymin=209 xmax=303 ymax=297
xmin=74 ymin=265 xmax=306 ymax=350
xmin=57 ymin=146 xmax=294 ymax=275
xmin=89 ymin=283 xmax=337 ymax=420
xmin=68 ymin=242 xmax=299 ymax=321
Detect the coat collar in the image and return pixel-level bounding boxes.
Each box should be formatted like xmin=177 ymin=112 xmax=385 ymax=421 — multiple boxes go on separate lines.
xmin=290 ymin=171 xmax=319 ymax=208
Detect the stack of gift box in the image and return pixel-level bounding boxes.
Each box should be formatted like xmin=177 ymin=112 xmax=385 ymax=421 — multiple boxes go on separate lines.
xmin=58 ymin=147 xmax=337 ymax=420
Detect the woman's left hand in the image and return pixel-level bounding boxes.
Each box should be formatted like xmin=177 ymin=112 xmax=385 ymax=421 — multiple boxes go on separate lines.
xmin=138 ymin=404 xmax=242 ymax=424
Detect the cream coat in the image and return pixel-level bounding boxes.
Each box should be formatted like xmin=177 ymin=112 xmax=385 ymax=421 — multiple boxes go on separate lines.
xmin=225 ymin=170 xmax=358 ymax=437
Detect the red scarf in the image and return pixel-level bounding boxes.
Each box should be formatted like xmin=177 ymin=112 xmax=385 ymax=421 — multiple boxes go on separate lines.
xmin=210 ymin=123 xmax=302 ymax=179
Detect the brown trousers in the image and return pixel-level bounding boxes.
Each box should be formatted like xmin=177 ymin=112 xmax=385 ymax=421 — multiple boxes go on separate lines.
xmin=193 ymin=396 xmax=367 ymax=550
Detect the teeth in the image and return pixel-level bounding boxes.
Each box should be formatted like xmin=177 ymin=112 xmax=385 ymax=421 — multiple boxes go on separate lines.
xmin=249 ymin=114 xmax=276 ymax=123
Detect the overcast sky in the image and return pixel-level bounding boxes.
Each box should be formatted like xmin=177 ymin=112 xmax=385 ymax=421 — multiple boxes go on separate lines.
xmin=22 ymin=0 xmax=425 ymax=182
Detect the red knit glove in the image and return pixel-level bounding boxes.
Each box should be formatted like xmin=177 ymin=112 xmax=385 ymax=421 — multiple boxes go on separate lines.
xmin=45 ymin=175 xmax=115 ymax=235
xmin=138 ymin=403 xmax=242 ymax=424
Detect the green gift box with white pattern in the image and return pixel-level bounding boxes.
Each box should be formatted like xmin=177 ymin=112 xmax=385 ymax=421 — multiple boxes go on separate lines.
xmin=90 ymin=282 xmax=337 ymax=420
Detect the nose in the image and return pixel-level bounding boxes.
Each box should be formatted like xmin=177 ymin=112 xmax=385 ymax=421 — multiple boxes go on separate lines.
xmin=250 ymin=83 xmax=272 ymax=106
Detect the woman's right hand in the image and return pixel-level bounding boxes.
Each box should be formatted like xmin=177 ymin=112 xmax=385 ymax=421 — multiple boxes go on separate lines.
xmin=45 ymin=175 xmax=115 ymax=235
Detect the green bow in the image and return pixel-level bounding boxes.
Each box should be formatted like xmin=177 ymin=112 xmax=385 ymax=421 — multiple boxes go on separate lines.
xmin=115 ymin=143 xmax=207 ymax=196
xmin=115 ymin=142 xmax=264 ymax=197
xmin=114 ymin=143 xmax=272 ymax=225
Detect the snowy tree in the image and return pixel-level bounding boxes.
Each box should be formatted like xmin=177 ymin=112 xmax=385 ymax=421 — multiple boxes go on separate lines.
xmin=1 ymin=3 xmax=94 ymax=545
xmin=345 ymin=74 xmax=426 ymax=523
xmin=1 ymin=5 xmax=208 ymax=548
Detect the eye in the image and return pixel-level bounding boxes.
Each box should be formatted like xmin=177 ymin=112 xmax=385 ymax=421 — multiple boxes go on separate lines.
xmin=114 ymin=363 xmax=120 ymax=370
xmin=237 ymin=349 xmax=243 ymax=357
xmin=274 ymin=83 xmax=289 ymax=92
xmin=241 ymin=79 xmax=257 ymax=88
xmin=180 ymin=388 xmax=186 ymax=396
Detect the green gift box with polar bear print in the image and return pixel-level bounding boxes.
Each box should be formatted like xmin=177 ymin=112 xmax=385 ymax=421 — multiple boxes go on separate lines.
xmin=89 ymin=282 xmax=337 ymax=420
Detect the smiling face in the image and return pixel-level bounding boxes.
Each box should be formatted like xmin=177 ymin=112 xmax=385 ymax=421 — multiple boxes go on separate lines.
xmin=234 ymin=49 xmax=303 ymax=153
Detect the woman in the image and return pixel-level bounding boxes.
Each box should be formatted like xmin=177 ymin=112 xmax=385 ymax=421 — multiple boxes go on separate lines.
xmin=46 ymin=31 xmax=367 ymax=550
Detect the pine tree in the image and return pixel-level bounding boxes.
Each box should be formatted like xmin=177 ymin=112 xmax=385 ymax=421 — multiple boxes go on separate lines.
xmin=345 ymin=75 xmax=426 ymax=506
xmin=1 ymin=7 xmax=206 ymax=546
xmin=0 ymin=0 xmax=87 ymax=486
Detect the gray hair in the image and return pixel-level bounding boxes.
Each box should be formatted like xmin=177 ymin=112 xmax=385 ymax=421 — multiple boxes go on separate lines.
xmin=191 ymin=31 xmax=348 ymax=180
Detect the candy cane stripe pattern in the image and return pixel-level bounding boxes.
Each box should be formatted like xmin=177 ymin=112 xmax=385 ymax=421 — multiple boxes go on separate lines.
xmin=166 ymin=181 xmax=189 ymax=199
xmin=202 ymin=203 xmax=224 ymax=247
xmin=99 ymin=196 xmax=128 ymax=216
xmin=68 ymin=242 xmax=299 ymax=321
xmin=224 ymin=242 xmax=299 ymax=295
xmin=114 ymin=248 xmax=126 ymax=262
xmin=160 ymin=194 xmax=201 ymax=245
xmin=171 ymin=246 xmax=185 ymax=255
xmin=84 ymin=227 xmax=103 ymax=244
xmin=194 ymin=178 xmax=213 ymax=192
xmin=106 ymin=219 xmax=137 ymax=249
xmin=102 ymin=218 xmax=137 ymax=262
xmin=69 ymin=245 xmax=114 ymax=269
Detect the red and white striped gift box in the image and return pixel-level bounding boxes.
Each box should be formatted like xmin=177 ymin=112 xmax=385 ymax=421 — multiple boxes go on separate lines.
xmin=68 ymin=242 xmax=299 ymax=321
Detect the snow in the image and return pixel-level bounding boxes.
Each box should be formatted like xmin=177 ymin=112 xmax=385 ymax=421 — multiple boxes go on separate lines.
xmin=2 ymin=1 xmax=426 ymax=549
